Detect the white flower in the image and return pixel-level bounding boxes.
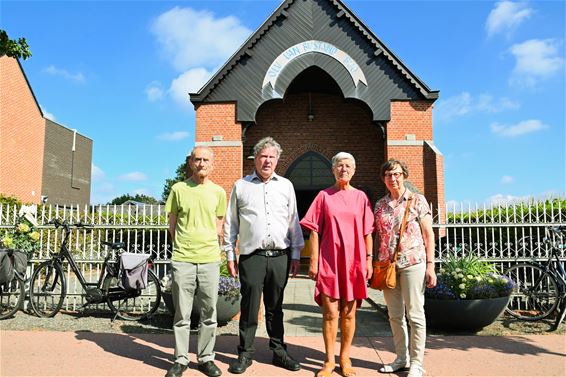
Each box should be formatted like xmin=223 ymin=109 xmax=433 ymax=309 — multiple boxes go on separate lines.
xmin=488 ymin=279 xmax=494 ymax=284
xmin=467 ymin=274 xmax=474 ymax=279
xmin=455 ymin=268 xmax=462 ymax=273
xmin=475 ymin=276 xmax=482 ymax=282
xmin=500 ymin=277 xmax=508 ymax=283
xmin=460 ymin=293 xmax=466 ymax=299
xmin=459 ymin=283 xmax=466 ymax=289
xmin=439 ymin=268 xmax=445 ymax=274
xmin=458 ymin=273 xmax=464 ymax=279
xmin=462 ymin=277 xmax=467 ymax=282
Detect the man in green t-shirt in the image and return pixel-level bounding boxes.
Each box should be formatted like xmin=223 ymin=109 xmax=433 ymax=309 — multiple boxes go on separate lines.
xmin=165 ymin=146 xmax=226 ymax=377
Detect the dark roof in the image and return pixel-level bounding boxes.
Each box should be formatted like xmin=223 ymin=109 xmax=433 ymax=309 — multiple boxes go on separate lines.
xmin=190 ymin=0 xmax=438 ymax=122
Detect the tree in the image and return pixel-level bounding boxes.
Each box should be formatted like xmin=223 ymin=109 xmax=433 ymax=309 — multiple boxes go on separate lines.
xmin=161 ymin=161 xmax=188 ymax=201
xmin=0 ymin=30 xmax=32 ymax=60
xmin=108 ymin=193 xmax=159 ymax=205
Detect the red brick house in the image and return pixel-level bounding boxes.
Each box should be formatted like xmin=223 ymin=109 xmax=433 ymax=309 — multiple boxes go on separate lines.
xmin=189 ymin=0 xmax=444 ymax=220
xmin=0 ymin=55 xmax=92 ymax=206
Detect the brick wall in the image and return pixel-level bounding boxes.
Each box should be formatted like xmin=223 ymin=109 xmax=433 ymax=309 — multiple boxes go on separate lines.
xmin=42 ymin=120 xmax=92 ymax=206
xmin=0 ymin=56 xmax=45 ymax=203
xmin=194 ymin=103 xmax=242 ymax=196
xmin=244 ymin=92 xmax=385 ymax=202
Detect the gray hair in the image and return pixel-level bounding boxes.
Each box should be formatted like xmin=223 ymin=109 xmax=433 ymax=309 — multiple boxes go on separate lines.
xmin=189 ymin=146 xmax=214 ymax=160
xmin=253 ymin=137 xmax=283 ymax=159
xmin=331 ymin=152 xmax=356 ymax=168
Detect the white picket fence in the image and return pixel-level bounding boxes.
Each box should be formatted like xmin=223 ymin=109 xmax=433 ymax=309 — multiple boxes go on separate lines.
xmin=1 ymin=199 xmax=565 ymax=310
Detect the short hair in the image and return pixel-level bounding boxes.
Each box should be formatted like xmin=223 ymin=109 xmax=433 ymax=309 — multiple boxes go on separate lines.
xmin=331 ymin=152 xmax=356 ymax=168
xmin=253 ymin=137 xmax=283 ymax=159
xmin=189 ymin=146 xmax=214 ymax=160
xmin=380 ymin=159 xmax=409 ymax=179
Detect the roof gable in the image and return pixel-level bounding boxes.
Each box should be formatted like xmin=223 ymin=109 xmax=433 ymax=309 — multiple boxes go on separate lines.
xmin=190 ymin=0 xmax=438 ymax=122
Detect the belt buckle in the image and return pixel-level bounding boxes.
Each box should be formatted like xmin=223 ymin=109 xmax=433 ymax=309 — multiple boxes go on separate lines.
xmin=265 ymin=250 xmax=275 ymax=257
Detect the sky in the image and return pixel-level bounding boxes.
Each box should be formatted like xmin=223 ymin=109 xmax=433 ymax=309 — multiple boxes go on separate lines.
xmin=2 ymin=0 xmax=564 ymax=207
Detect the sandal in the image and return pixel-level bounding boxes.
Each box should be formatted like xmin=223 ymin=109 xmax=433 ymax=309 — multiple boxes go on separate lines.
xmin=339 ymin=359 xmax=356 ymax=377
xmin=316 ymin=361 xmax=335 ymax=377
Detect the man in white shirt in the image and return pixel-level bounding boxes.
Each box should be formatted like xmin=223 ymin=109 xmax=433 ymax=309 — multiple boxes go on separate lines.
xmin=224 ymin=137 xmax=304 ymax=374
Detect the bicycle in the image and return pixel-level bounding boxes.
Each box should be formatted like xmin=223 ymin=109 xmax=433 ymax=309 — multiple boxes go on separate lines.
xmin=0 ymin=249 xmax=27 ymax=319
xmin=29 ymin=219 xmax=161 ymax=321
xmin=504 ymin=226 xmax=566 ymax=331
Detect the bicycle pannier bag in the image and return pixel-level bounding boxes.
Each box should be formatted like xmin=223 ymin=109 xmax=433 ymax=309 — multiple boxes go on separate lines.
xmin=0 ymin=249 xmax=15 ymax=285
xmin=12 ymin=250 xmax=28 ymax=276
xmin=118 ymin=253 xmax=150 ymax=291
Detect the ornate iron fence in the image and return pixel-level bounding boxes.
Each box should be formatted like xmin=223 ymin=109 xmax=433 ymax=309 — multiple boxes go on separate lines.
xmin=1 ymin=198 xmax=564 ymax=310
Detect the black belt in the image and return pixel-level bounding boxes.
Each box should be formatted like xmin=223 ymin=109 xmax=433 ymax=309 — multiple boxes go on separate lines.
xmin=254 ymin=248 xmax=289 ymax=257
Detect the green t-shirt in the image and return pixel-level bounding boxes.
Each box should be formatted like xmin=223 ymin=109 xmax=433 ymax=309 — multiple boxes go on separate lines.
xmin=165 ymin=179 xmax=227 ymax=263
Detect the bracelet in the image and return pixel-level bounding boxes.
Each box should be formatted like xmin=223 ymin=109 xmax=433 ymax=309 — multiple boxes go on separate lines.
xmin=366 ymin=254 xmax=373 ymax=258
xmin=426 ymin=261 xmax=434 ymax=264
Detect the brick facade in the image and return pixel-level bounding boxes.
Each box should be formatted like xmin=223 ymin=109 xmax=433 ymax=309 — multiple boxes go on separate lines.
xmin=0 ymin=56 xmax=45 ymax=203
xmin=194 ymin=94 xmax=445 ymax=214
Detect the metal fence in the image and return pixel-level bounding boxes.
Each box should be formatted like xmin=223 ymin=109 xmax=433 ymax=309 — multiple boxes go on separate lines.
xmin=1 ymin=198 xmax=565 ymax=310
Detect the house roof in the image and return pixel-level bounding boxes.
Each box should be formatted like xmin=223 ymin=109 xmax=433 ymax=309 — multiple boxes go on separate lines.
xmin=190 ymin=0 xmax=438 ymax=121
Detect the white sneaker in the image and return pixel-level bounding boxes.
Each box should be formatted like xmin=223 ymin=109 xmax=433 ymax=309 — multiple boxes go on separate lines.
xmin=378 ymin=358 xmax=410 ymax=373
xmin=407 ymin=364 xmax=425 ymax=377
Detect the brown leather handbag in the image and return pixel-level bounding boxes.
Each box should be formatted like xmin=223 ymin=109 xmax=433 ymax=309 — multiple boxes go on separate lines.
xmin=370 ymin=193 xmax=413 ymax=290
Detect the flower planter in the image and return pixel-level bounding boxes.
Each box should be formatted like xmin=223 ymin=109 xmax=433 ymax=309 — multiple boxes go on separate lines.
xmin=162 ymin=291 xmax=240 ymax=326
xmin=425 ymin=295 xmax=510 ymax=331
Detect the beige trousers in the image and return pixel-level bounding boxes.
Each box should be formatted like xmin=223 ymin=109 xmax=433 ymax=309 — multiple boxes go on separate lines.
xmin=383 ymin=262 xmax=426 ymax=367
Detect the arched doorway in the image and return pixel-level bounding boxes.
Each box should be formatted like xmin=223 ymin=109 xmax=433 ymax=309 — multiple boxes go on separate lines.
xmin=286 ymin=151 xmax=334 ymax=219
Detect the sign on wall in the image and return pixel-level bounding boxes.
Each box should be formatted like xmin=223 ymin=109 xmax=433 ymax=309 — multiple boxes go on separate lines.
xmin=262 ymin=40 xmax=367 ymax=89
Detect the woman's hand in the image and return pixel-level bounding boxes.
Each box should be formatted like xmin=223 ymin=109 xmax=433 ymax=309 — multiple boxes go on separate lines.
xmin=366 ymin=258 xmax=373 ymax=281
xmin=308 ymin=259 xmax=318 ymax=280
xmin=426 ymin=264 xmax=437 ymax=288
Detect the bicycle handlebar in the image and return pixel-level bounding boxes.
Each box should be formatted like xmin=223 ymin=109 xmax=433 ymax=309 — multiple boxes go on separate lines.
xmin=47 ymin=219 xmax=94 ymax=229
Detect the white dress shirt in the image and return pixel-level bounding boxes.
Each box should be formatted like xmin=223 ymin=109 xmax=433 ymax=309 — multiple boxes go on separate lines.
xmin=223 ymin=171 xmax=304 ymax=261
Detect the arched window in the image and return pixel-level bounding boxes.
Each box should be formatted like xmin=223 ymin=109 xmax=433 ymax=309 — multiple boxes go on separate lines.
xmin=286 ymin=152 xmax=334 ymax=190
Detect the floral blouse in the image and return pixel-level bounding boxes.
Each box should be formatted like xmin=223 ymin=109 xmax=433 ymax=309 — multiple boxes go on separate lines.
xmin=374 ymin=190 xmax=431 ymax=269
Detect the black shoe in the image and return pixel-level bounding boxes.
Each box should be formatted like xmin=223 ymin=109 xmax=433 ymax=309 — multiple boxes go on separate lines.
xmin=272 ymin=354 xmax=301 ymax=371
xmin=198 ymin=361 xmax=222 ymax=377
xmin=165 ymin=362 xmax=188 ymax=377
xmin=228 ymin=355 xmax=252 ymax=374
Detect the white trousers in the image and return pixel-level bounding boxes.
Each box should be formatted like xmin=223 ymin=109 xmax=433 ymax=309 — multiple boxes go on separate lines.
xmin=383 ymin=262 xmax=426 ymax=367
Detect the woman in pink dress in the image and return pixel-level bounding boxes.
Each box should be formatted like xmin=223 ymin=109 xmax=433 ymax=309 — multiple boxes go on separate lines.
xmin=300 ymin=152 xmax=374 ymax=377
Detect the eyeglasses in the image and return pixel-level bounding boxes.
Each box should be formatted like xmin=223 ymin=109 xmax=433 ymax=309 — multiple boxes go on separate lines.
xmin=384 ymin=171 xmax=403 ymax=179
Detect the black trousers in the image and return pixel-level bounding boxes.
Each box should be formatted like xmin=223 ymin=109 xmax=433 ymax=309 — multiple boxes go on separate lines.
xmin=237 ymin=252 xmax=290 ymax=358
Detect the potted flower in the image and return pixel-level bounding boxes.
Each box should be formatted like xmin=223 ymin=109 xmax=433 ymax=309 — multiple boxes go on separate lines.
xmin=0 ymin=213 xmax=40 ymax=280
xmin=161 ymin=261 xmax=241 ymax=325
xmin=424 ymin=253 xmax=515 ymax=331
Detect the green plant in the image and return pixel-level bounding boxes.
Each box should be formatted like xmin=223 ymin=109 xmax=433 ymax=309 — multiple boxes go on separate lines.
xmin=426 ymin=253 xmax=514 ymax=300
xmin=1 ymin=217 xmax=40 ymax=257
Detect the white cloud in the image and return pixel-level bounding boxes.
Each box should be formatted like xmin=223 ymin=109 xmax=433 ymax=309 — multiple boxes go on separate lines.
xmin=169 ymin=68 xmax=213 ymax=108
xmin=157 ymin=131 xmax=190 ymax=141
xmin=40 ymin=105 xmax=56 ymax=121
xmin=509 ymin=39 xmax=564 ymax=87
xmin=43 ymin=65 xmax=85 ymax=83
xmin=145 ymin=81 xmax=164 ymax=102
xmin=434 ymin=92 xmax=519 ymax=121
xmin=486 ymin=1 xmax=533 ymax=37
xmin=151 ymin=6 xmax=251 ymax=71
xmin=500 ymin=175 xmax=514 ymax=184
xmin=91 ymin=164 xmax=105 ymax=182
xmin=488 ymin=193 xmax=530 ymax=205
xmin=119 ymin=172 xmax=148 ymax=182
xmin=490 ymin=119 xmax=548 ymax=137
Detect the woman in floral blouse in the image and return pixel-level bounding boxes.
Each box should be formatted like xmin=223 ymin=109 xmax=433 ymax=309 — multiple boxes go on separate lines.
xmin=374 ymin=159 xmax=436 ymax=377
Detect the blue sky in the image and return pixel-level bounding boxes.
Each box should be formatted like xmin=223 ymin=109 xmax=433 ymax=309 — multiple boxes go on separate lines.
xmin=2 ymin=0 xmax=564 ymax=206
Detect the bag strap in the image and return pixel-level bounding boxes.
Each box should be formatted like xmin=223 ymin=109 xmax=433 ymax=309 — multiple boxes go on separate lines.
xmin=392 ymin=192 xmax=414 ymax=263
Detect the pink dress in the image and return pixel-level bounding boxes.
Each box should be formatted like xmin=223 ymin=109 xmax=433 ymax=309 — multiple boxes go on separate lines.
xmin=300 ymin=187 xmax=375 ymax=306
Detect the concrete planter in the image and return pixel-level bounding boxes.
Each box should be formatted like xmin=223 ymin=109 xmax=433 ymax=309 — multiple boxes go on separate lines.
xmin=162 ymin=291 xmax=240 ymax=326
xmin=425 ymin=295 xmax=510 ymax=331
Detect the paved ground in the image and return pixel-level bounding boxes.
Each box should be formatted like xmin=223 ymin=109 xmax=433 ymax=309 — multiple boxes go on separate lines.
xmin=1 ymin=275 xmax=565 ymax=376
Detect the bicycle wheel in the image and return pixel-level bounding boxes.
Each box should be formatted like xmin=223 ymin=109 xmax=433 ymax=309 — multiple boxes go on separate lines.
xmin=505 ymin=263 xmax=559 ymax=320
xmin=105 ymin=269 xmax=161 ymax=321
xmin=29 ymin=261 xmax=66 ymax=317
xmin=0 ymin=273 xmax=25 ymax=319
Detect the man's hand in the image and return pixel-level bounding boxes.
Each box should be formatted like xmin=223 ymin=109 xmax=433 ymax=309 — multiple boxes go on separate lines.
xmin=228 ymin=260 xmax=238 ymax=278
xmin=289 ymin=259 xmax=300 ymax=278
